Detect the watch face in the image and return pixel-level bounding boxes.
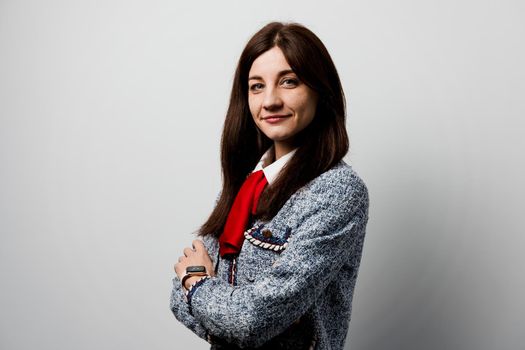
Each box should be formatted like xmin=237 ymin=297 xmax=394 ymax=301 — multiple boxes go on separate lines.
xmin=186 ymin=265 xmax=206 ymax=273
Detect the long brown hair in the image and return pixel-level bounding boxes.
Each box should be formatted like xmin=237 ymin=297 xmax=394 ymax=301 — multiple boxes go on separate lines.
xmin=198 ymin=21 xmax=349 ymax=238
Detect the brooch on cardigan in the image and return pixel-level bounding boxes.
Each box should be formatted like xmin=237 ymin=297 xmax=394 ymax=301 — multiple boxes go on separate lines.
xmin=243 ymin=224 xmax=291 ymax=252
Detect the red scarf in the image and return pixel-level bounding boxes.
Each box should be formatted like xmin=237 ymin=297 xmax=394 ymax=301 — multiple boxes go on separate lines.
xmin=219 ymin=170 xmax=268 ymax=257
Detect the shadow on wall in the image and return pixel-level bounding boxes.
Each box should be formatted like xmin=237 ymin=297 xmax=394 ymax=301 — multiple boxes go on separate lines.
xmin=348 ymin=160 xmax=499 ymax=350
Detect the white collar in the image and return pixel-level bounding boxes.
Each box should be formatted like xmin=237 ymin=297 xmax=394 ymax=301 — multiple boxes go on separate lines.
xmin=252 ymin=145 xmax=298 ymax=185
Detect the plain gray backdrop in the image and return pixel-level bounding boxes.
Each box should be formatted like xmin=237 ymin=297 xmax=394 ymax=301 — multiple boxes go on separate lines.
xmin=1 ymin=0 xmax=523 ymax=349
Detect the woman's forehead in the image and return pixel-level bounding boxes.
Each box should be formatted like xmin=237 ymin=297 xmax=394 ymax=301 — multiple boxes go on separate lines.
xmin=248 ymin=47 xmax=293 ymax=77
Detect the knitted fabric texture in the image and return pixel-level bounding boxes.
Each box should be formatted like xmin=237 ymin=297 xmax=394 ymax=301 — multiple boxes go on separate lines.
xmin=170 ymin=160 xmax=369 ymax=349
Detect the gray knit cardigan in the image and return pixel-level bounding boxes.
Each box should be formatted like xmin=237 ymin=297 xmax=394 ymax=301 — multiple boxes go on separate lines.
xmin=170 ymin=160 xmax=369 ymax=349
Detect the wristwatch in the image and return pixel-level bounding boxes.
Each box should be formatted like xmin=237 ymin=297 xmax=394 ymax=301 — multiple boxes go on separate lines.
xmin=181 ymin=265 xmax=209 ymax=290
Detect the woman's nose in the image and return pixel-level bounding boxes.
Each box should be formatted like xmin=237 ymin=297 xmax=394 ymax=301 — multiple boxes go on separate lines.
xmin=262 ymin=87 xmax=283 ymax=110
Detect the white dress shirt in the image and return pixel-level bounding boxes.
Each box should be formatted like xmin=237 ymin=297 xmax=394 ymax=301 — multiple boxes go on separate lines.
xmin=252 ymin=145 xmax=298 ymax=185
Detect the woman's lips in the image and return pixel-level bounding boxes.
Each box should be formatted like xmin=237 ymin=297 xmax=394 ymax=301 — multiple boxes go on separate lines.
xmin=263 ymin=115 xmax=291 ymax=124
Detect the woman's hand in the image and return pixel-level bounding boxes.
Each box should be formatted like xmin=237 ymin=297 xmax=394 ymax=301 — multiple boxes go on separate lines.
xmin=174 ymin=239 xmax=215 ymax=289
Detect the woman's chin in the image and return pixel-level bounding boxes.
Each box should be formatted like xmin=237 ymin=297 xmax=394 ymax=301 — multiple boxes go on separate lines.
xmin=261 ymin=132 xmax=293 ymax=143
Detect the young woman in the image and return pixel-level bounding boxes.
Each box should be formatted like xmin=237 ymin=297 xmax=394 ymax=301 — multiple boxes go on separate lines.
xmin=171 ymin=21 xmax=369 ymax=350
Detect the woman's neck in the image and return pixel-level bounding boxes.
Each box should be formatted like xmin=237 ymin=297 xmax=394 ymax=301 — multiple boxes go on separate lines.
xmin=274 ymin=141 xmax=296 ymax=161
xmin=263 ymin=147 xmax=276 ymax=168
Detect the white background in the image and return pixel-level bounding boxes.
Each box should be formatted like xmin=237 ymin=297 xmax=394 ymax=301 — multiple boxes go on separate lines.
xmin=1 ymin=1 xmax=523 ymax=349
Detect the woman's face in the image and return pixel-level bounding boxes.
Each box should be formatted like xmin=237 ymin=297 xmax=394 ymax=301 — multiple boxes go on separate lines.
xmin=248 ymin=46 xmax=318 ymax=156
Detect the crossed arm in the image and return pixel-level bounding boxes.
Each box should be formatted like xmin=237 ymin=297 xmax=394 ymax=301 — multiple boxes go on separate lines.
xmin=170 ymin=178 xmax=369 ymax=348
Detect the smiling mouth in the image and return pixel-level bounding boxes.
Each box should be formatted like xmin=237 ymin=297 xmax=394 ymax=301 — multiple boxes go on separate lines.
xmin=262 ymin=114 xmax=291 ymax=122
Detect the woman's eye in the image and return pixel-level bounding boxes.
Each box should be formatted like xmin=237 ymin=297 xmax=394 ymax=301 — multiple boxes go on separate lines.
xmin=282 ymin=78 xmax=299 ymax=87
xmin=249 ymin=83 xmax=264 ymax=91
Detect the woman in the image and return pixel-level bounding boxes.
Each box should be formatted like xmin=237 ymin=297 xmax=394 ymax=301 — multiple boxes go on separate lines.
xmin=170 ymin=21 xmax=369 ymax=350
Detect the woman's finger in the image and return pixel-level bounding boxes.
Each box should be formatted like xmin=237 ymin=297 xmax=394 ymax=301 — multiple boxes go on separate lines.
xmin=183 ymin=247 xmax=194 ymax=256
xmin=192 ymin=239 xmax=205 ymax=251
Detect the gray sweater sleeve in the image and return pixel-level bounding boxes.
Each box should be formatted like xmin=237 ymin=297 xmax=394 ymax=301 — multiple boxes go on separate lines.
xmin=169 ymin=275 xmax=210 ymax=341
xmin=169 ymin=192 xmax=223 ymax=343
xmin=188 ymin=177 xmax=369 ymax=348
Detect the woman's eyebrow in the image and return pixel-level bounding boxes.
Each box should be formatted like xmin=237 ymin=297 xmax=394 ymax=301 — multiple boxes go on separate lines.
xmin=248 ymin=69 xmax=295 ymax=81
